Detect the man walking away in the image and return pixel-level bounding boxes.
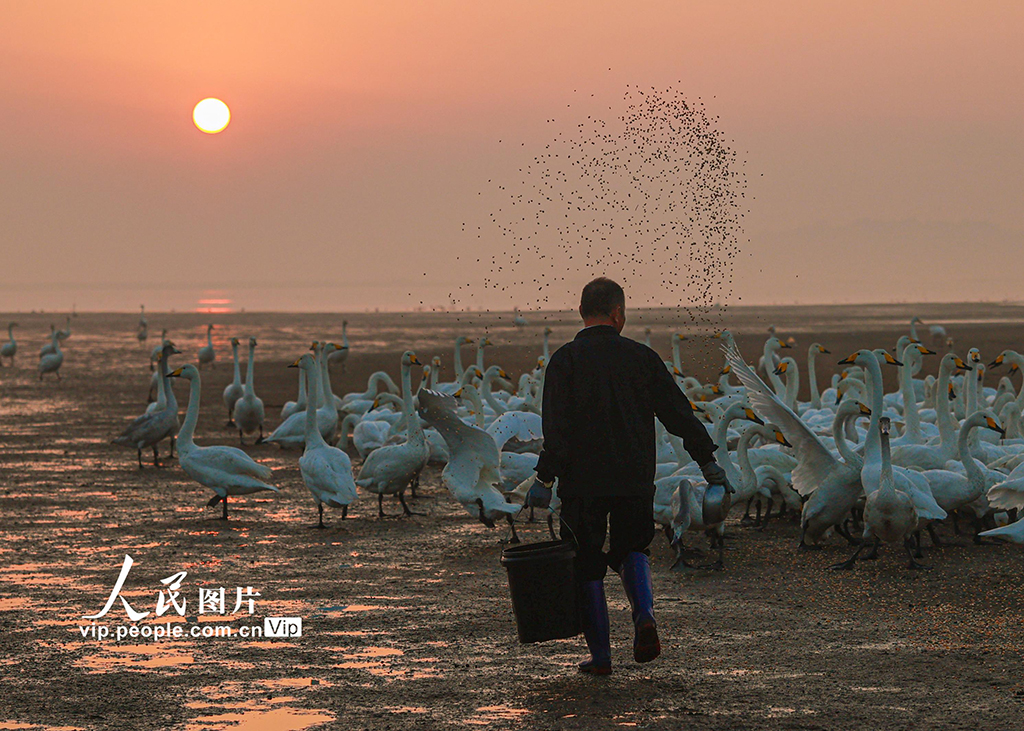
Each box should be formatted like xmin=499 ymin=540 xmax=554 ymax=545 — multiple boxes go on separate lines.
xmin=527 ymin=277 xmax=728 ymax=675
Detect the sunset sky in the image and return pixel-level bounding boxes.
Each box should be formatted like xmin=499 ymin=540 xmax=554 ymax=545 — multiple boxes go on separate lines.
xmin=1 ymin=1 xmax=1021 ymax=312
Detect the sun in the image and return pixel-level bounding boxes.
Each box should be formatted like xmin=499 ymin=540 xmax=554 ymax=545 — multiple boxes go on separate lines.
xmin=192 ymin=98 xmax=230 ymax=134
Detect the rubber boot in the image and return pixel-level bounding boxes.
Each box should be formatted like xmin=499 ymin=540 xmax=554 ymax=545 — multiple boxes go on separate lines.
xmin=577 ymin=580 xmax=611 ymax=675
xmin=619 ymin=552 xmax=661 ymax=663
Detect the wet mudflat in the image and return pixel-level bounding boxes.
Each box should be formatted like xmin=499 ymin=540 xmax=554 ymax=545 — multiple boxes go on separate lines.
xmin=1 ymin=305 xmax=1023 ymax=730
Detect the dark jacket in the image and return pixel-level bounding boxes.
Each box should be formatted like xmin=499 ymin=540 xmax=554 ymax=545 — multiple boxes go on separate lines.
xmin=535 ymin=325 xmax=717 ymax=499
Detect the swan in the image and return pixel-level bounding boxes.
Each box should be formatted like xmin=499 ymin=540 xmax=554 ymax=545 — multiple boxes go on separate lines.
xmin=137 ymin=305 xmax=148 ymax=343
xmin=833 ymin=416 xmax=924 ymax=570
xmin=265 ymin=342 xmax=339 ymax=447
xmin=280 ymin=360 xmax=308 ymax=421
xmin=416 ymin=389 xmax=519 ymax=526
xmin=919 ymin=410 xmax=1005 ymax=543
xmin=292 ymin=353 xmax=357 ymax=527
xmin=1 ymin=322 xmax=17 ymax=366
xmin=804 ymin=343 xmax=831 ymax=411
xmin=233 ymin=337 xmax=266 ymax=445
xmin=351 ymin=394 xmax=403 ymax=458
xmin=149 ymin=329 xmax=169 ymax=368
xmin=55 ymin=316 xmax=71 ymax=342
xmin=222 ymin=338 xmax=245 ymax=425
xmin=670 ymin=333 xmax=687 ymax=374
xmin=39 ymin=324 xmax=58 ymax=357
xmin=327 ymin=319 xmax=350 ymax=368
xmin=475 ymin=336 xmax=493 ymax=371
xmin=542 ymin=327 xmax=554 ymax=359
xmin=167 ymin=364 xmax=278 ymax=519
xmin=761 ymin=336 xmax=792 ymax=397
xmin=113 ymin=342 xmax=181 ymax=468
xmin=38 ymin=331 xmax=63 ymax=381
xmin=513 ymin=308 xmax=528 ymax=327
xmin=725 ymin=342 xmax=868 ymax=548
xmin=355 ymin=351 xmax=429 ymax=516
xmin=339 ymin=370 xmax=401 ymax=413
xmin=197 ymin=324 xmax=215 ymax=369
xmin=772 ymin=357 xmax=799 ymax=411
xmin=890 ymin=353 xmax=972 ymax=469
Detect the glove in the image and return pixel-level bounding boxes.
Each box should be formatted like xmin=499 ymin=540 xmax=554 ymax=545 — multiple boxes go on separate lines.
xmin=701 ymin=461 xmax=734 ymax=494
xmin=525 ymin=478 xmax=553 ymax=509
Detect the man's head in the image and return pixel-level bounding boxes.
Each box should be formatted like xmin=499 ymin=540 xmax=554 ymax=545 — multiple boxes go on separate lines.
xmin=579 ymin=277 xmax=626 ymax=333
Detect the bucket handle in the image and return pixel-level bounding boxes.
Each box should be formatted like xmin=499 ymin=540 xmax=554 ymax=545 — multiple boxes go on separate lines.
xmin=505 ymin=504 xmax=578 ymax=547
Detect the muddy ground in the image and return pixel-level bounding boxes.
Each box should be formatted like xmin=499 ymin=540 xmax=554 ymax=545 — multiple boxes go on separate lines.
xmin=0 ymin=304 xmax=1022 ymax=730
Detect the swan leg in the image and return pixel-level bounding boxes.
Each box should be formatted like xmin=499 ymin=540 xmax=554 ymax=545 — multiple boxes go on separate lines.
xmin=506 ymin=515 xmax=520 ymax=544
xmin=697 ymin=530 xmax=725 ymax=571
xmin=256 ymin=426 xmax=264 ymax=445
xmin=835 ymin=521 xmax=860 ymax=546
xmin=221 ymin=497 xmax=229 ymax=520
xmin=862 ymin=536 xmax=880 ymax=561
xmin=137 ymin=448 xmax=144 ymax=470
xmin=239 ymin=430 xmax=245 ymax=446
xmin=409 ymin=470 xmax=420 ymax=499
xmin=170 ymin=437 xmax=176 ymax=459
xmin=377 ymin=494 xmax=387 ymax=518
xmin=341 ymin=505 xmax=348 ymax=520
xmin=399 ymin=492 xmax=424 ymax=517
xmin=904 ymin=538 xmax=930 ymax=570
xmin=830 ymin=541 xmax=867 ymax=570
xmin=152 ymin=445 xmax=163 ymax=468
xmin=740 ymin=497 xmax=755 ymax=526
xmin=797 ymin=522 xmax=822 ymax=551
xmin=315 ymin=504 xmax=325 ymax=529
xmin=913 ymin=530 xmax=925 ymax=559
xmin=670 ymin=542 xmax=694 ymax=571
xmin=757 ymin=500 xmax=773 ymax=532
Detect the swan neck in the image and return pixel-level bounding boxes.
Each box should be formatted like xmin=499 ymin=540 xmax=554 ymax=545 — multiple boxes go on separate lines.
xmin=808 ymin=348 xmax=821 ymax=409
xmin=244 ymin=344 xmax=256 ymax=395
xmin=304 ymin=364 xmax=328 ymax=448
xmin=179 ymin=376 xmax=201 ymax=447
xmin=231 ymin=343 xmax=241 ymax=384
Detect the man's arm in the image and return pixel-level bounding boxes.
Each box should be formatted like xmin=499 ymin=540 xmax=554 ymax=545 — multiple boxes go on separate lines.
xmin=534 ymin=351 xmax=571 ymax=484
xmin=650 ymin=352 xmax=717 ymax=466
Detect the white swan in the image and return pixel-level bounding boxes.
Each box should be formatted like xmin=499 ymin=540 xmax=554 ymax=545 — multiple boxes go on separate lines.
xmin=137 ymin=305 xmax=148 ymax=343
xmin=513 ymin=308 xmax=528 ymax=327
xmin=233 ymin=337 xmax=265 ymax=445
xmin=265 ymin=342 xmax=338 ymax=447
xmin=280 ymin=360 xmax=308 ymax=421
xmin=890 ymin=353 xmax=972 ymax=469
xmin=39 ymin=324 xmax=58 ymax=357
xmin=197 ymin=324 xmax=215 ymax=369
xmin=327 ymin=319 xmax=351 ymax=368
xmin=919 ymin=410 xmax=1005 ymax=543
xmin=833 ymin=416 xmax=924 ymax=570
xmin=416 ymin=389 xmax=519 ymax=526
xmin=1 ymin=322 xmax=17 ymax=366
xmin=355 ymin=351 xmax=429 ymax=516
xmin=725 ymin=342 xmax=868 ymax=548
xmin=149 ymin=329 xmax=169 ymax=368
xmin=292 ymin=353 xmax=357 ymax=527
xmin=222 ymin=338 xmax=244 ymax=425
xmin=38 ymin=331 xmax=63 ymax=381
xmin=113 ymin=342 xmax=181 ymax=468
xmin=168 ymin=364 xmax=278 ymax=519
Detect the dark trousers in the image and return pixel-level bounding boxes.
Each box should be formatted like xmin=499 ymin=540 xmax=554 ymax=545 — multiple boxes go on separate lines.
xmin=560 ymin=495 xmax=655 ymax=582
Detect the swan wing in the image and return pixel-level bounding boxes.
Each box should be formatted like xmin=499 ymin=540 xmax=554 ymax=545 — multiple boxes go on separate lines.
xmin=724 ymin=343 xmax=836 ymax=496
xmin=193 ymin=445 xmax=273 ymax=481
xmin=987 ymin=477 xmax=1024 ymax=511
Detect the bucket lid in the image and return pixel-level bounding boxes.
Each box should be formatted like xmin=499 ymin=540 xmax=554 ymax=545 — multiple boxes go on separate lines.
xmin=501 ymin=540 xmax=575 ymax=565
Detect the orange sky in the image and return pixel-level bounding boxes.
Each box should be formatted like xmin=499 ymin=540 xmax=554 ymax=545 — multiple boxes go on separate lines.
xmin=1 ymin=1 xmax=1022 ymax=311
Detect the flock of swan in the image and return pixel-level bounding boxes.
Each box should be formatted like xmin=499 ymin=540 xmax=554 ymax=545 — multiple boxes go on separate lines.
xmin=12 ymin=310 xmax=1024 ymax=569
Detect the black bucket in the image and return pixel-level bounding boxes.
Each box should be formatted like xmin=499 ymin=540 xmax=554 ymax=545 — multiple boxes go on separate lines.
xmin=500 ymin=540 xmax=581 ymax=643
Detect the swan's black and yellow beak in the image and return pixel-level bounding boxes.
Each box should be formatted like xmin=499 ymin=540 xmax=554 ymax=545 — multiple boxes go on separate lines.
xmin=837 ymin=353 xmax=857 ymax=365
xmin=454 ymin=388 xmax=462 ymax=397
xmin=948 ymin=384 xmax=957 ymax=400
xmin=818 ymin=346 xmax=831 ymax=354
xmin=169 ymin=367 xmax=184 ymax=378
xmin=410 ymin=354 xmax=421 ymax=365
xmin=775 ymin=431 xmax=793 ymax=448
xmin=882 ymin=352 xmax=903 ymax=367
xmin=989 ymin=354 xmax=1005 ymax=368
xmin=986 ymin=416 xmax=1006 ymax=437
xmin=917 ymin=345 xmax=936 ymax=355
xmin=719 ymin=365 xmax=731 ymax=375
xmin=744 ymin=408 xmax=764 ymax=425
xmin=858 ymin=402 xmax=872 ymax=416
xmin=953 ymin=356 xmax=972 ymax=371
xmin=287 ymin=358 xmax=301 ymax=368
xmin=773 ymin=362 xmax=788 ymax=375
xmin=779 ymin=341 xmax=792 ymax=349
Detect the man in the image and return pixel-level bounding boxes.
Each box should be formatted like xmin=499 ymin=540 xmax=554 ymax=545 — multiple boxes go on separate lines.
xmin=527 ymin=277 xmax=727 ymax=675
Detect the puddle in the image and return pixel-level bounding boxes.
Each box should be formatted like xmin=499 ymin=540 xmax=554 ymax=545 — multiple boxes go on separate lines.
xmin=187 ymin=708 xmax=333 ymax=731
xmin=66 ymin=642 xmax=195 ymax=672
xmin=464 ymin=705 xmax=530 ymax=725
